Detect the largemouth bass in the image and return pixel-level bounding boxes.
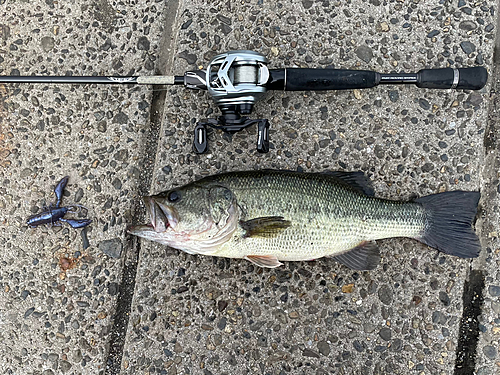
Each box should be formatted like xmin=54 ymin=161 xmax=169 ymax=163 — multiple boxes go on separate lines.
xmin=128 ymin=170 xmax=481 ymax=270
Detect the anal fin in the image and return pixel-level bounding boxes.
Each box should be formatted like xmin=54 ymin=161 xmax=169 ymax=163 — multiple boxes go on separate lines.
xmin=244 ymin=255 xmax=283 ymax=268
xmin=330 ymin=241 xmax=380 ymax=270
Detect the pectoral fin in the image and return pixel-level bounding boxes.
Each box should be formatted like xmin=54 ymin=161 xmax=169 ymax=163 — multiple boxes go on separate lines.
xmin=330 ymin=241 xmax=380 ymax=270
xmin=244 ymin=255 xmax=283 ymax=268
xmin=240 ymin=216 xmax=291 ymax=238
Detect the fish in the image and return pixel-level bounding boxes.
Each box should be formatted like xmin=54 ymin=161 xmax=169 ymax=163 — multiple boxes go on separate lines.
xmin=128 ymin=170 xmax=481 ymax=270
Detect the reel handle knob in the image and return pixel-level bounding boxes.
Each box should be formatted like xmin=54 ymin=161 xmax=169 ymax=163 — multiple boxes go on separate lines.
xmin=193 ymin=123 xmax=208 ymax=154
xmin=257 ymin=120 xmax=270 ymax=153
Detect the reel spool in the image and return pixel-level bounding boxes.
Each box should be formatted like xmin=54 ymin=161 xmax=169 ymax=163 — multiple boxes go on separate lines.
xmin=206 ymin=50 xmax=269 ymax=114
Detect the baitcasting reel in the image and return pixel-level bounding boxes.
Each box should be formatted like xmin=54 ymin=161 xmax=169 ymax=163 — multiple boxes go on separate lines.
xmin=1 ymin=50 xmax=489 ymax=154
xmin=179 ymin=51 xmax=272 ymax=154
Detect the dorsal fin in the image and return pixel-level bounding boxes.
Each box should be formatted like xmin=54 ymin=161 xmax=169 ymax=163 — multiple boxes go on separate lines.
xmin=256 ymin=169 xmax=374 ymax=196
xmin=320 ymin=171 xmax=374 ymax=196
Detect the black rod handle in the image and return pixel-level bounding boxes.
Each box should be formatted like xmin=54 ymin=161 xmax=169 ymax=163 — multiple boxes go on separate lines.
xmin=416 ymin=67 xmax=488 ymax=90
xmin=267 ymin=67 xmax=488 ymax=91
xmin=283 ymin=68 xmax=380 ymax=91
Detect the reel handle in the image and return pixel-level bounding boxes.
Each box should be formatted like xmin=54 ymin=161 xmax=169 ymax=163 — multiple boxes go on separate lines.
xmin=193 ymin=117 xmax=270 ymax=154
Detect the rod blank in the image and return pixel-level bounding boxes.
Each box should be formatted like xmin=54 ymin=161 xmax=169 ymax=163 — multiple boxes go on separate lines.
xmin=0 ymin=76 xmax=139 ymax=84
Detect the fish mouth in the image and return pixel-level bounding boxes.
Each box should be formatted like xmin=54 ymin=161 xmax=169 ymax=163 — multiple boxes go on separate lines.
xmin=128 ymin=196 xmax=179 ymax=235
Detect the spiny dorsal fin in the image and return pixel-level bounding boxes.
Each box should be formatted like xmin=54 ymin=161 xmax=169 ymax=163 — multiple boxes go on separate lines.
xmin=244 ymin=254 xmax=283 ymax=268
xmin=320 ymin=171 xmax=374 ymax=196
xmin=240 ymin=216 xmax=291 ymax=238
xmin=258 ymin=169 xmax=375 ymax=196
xmin=329 ymin=241 xmax=380 ymax=270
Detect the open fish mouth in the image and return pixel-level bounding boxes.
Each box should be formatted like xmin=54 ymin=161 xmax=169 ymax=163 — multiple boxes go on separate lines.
xmin=144 ymin=196 xmax=179 ymax=232
xmin=127 ymin=196 xmax=178 ymax=236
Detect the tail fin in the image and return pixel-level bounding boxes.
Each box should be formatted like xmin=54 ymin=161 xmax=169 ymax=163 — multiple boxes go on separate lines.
xmin=415 ymin=191 xmax=481 ymax=258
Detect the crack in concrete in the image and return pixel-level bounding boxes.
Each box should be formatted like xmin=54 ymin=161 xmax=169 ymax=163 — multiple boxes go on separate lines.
xmin=103 ymin=0 xmax=182 ymax=373
xmin=104 ymin=237 xmax=141 ymax=375
xmin=103 ymin=77 xmax=167 ymax=375
xmin=454 ymin=269 xmax=485 ymax=374
xmin=103 ymin=90 xmax=166 ymax=375
xmin=455 ymin=1 xmax=500 ymax=371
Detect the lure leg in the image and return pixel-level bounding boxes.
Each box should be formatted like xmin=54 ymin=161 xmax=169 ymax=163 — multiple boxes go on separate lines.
xmin=61 ymin=218 xmax=92 ymax=228
xmin=65 ymin=204 xmax=89 ymax=215
xmin=54 ymin=176 xmax=69 ymax=207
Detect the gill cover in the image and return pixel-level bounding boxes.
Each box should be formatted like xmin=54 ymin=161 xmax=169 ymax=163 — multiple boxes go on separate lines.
xmin=208 ymin=185 xmax=235 ymax=226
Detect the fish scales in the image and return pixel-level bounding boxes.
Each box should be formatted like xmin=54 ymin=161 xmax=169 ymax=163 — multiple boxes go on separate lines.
xmin=205 ymin=171 xmax=425 ymax=261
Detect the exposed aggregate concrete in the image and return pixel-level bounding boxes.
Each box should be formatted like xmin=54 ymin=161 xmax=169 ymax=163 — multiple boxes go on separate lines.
xmin=1 ymin=0 xmax=498 ymax=374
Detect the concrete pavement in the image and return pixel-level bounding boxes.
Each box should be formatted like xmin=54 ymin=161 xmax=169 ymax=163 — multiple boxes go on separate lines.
xmin=1 ymin=0 xmax=499 ymax=374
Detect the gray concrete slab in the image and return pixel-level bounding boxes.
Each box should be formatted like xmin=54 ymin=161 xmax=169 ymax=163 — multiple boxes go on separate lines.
xmin=0 ymin=0 xmax=164 ymax=374
xmin=120 ymin=0 xmax=497 ymax=375
xmin=1 ymin=0 xmax=498 ymax=374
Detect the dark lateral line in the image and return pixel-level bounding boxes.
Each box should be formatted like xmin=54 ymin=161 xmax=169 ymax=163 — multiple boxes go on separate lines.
xmin=104 ymin=76 xmax=166 ymax=375
xmin=454 ymin=269 xmax=485 ymax=375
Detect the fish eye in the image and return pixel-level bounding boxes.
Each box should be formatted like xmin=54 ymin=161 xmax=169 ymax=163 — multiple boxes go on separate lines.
xmin=167 ymin=191 xmax=181 ymax=202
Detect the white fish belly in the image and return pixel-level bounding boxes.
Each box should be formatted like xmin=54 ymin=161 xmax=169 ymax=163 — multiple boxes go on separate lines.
xmin=215 ymin=215 xmax=425 ymax=261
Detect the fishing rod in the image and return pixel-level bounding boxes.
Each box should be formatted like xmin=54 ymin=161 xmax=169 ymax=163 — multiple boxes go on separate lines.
xmin=1 ymin=50 xmax=488 ymax=154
